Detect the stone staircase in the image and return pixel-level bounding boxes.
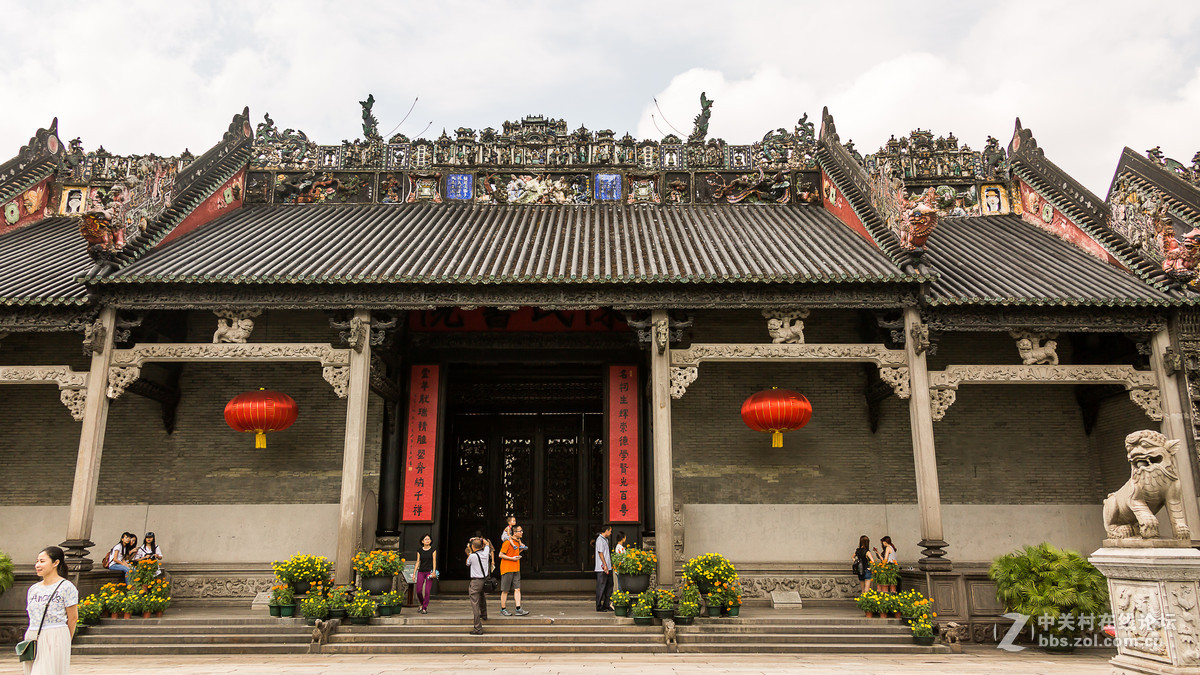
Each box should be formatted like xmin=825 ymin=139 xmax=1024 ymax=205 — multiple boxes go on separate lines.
xmin=72 ymin=613 xmax=949 ymax=655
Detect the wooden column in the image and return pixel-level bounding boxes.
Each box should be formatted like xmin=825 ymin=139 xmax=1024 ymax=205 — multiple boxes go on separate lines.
xmin=649 ymin=310 xmax=675 ymax=585
xmin=1151 ymin=326 xmax=1200 ymax=536
xmin=904 ymin=307 xmax=951 ymax=571
xmin=61 ymin=306 xmax=118 ymax=571
xmin=334 ymin=309 xmax=372 ymax=584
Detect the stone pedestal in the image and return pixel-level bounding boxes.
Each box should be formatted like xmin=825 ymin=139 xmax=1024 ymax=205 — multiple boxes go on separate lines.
xmin=1090 ymin=546 xmax=1200 ymax=674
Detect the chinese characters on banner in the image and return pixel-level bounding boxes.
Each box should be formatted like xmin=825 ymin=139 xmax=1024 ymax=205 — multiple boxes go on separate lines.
xmin=607 ymin=365 xmax=640 ymax=522
xmin=402 ymin=365 xmax=439 ymax=523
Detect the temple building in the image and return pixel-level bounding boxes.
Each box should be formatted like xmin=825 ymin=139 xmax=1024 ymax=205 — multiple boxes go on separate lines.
xmin=3 ymin=97 xmax=1200 ymax=641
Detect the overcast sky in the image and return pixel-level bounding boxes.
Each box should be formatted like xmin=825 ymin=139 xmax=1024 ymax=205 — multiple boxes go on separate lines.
xmin=2 ymin=0 xmax=1197 ymax=194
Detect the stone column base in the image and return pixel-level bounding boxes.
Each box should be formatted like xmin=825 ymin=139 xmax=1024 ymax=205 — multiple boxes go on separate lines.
xmin=1090 ymin=546 xmax=1200 ymax=674
xmin=60 ymin=538 xmax=95 ymax=573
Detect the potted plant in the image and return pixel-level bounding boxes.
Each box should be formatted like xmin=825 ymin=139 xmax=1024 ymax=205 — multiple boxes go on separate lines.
xmin=121 ymin=592 xmax=143 ymax=620
xmin=353 ymin=550 xmax=404 ymax=595
xmin=631 ymin=592 xmax=654 ymax=626
xmin=674 ymin=582 xmax=701 ymax=626
xmin=870 ymin=560 xmax=900 ymax=593
xmin=346 ymin=592 xmax=376 ymax=625
xmin=682 ymin=553 xmax=738 ymax=595
xmin=77 ymin=595 xmax=103 ymax=626
xmin=327 ymin=585 xmax=351 ymax=620
xmin=143 ymin=579 xmax=171 ymax=617
xmin=272 ymin=554 xmax=334 ymax=595
xmin=724 ymin=580 xmax=743 ymax=617
xmin=144 ymin=594 xmax=171 ymax=618
xmin=611 ymin=590 xmax=632 ymax=617
xmin=877 ymin=590 xmax=901 ymax=618
xmin=856 ymin=589 xmax=880 ymax=617
xmin=269 ymin=584 xmax=295 ymax=617
xmin=133 ymin=558 xmax=160 ymax=586
xmin=989 ymin=543 xmax=1108 ymax=653
xmin=650 ymin=587 xmax=675 ymax=619
xmin=300 ymin=594 xmax=329 ymax=625
xmin=612 ymin=545 xmax=656 ymax=594
xmin=0 ymin=550 xmax=13 ymax=599
xmin=911 ymin=610 xmax=936 ymax=646
xmin=377 ymin=591 xmax=402 ymax=616
xmin=704 ymin=588 xmax=724 ymax=617
xmin=100 ymin=582 xmax=127 ymax=619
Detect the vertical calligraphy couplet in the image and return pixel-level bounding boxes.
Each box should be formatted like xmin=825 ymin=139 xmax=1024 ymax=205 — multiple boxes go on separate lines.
xmin=402 ymin=365 xmax=439 ymax=523
xmin=607 ymin=365 xmax=640 ymax=523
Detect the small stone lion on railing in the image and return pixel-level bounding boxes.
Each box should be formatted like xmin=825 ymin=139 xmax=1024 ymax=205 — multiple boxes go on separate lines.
xmin=1103 ymin=430 xmax=1190 ymax=540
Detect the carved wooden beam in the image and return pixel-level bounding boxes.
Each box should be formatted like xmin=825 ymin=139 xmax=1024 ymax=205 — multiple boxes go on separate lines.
xmin=0 ymin=365 xmax=89 ymax=420
xmin=106 ymin=343 xmax=352 ymax=399
xmin=927 ymin=364 xmax=1160 ymax=421
xmin=668 ymin=342 xmax=909 ymax=399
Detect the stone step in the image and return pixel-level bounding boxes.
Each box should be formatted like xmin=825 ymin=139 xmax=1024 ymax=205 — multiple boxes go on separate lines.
xmin=328 ymin=631 xmax=663 ymax=644
xmin=676 ymin=632 xmax=917 ymax=645
xmin=677 ymin=642 xmax=952 ymax=654
xmin=72 ymin=645 xmax=309 ymax=656
xmin=320 ymin=642 xmax=668 ymax=654
xmin=74 ymin=633 xmax=311 ymax=645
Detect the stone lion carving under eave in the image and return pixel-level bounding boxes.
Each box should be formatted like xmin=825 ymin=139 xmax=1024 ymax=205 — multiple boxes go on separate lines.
xmin=212 ymin=310 xmax=262 ymax=344
xmin=0 ymin=365 xmax=89 ymax=420
xmin=763 ymin=309 xmax=809 ymax=344
xmin=105 ymin=343 xmax=352 ymax=399
xmin=668 ymin=343 xmax=909 ymax=399
xmin=926 ymin=364 xmax=1160 ymax=421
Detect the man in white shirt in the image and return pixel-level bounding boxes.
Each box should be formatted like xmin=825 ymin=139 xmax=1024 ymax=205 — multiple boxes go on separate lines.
xmin=594 ymin=525 xmax=612 ymax=611
xmin=465 ymin=537 xmax=492 ymax=635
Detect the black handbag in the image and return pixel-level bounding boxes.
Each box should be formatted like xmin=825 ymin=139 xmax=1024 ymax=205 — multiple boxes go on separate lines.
xmin=15 ymin=580 xmax=63 ymax=663
xmin=474 ymin=551 xmax=500 ymax=592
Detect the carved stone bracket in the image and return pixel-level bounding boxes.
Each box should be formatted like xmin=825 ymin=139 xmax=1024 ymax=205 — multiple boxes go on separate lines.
xmin=0 ymin=365 xmax=89 ymax=420
xmin=763 ymin=309 xmax=810 ymax=344
xmin=623 ymin=311 xmax=694 ymax=346
xmin=323 ymin=366 xmax=350 ymax=399
xmin=368 ymin=314 xmax=400 ymax=347
xmin=81 ymin=320 xmax=106 ymax=355
xmin=877 ymin=366 xmax=911 ymax=399
xmin=329 ymin=314 xmax=370 ymax=353
xmin=368 ymin=359 xmax=400 ymax=402
xmin=212 ymin=309 xmax=262 ymax=343
xmin=927 ymin=364 xmax=1159 ymax=422
xmin=909 ymin=323 xmax=931 ymax=355
xmin=106 ymin=343 xmax=352 ymax=399
xmin=669 ymin=367 xmax=698 ymax=400
xmin=652 ymin=316 xmax=669 ymax=355
xmin=929 ymin=389 xmax=957 ymax=421
xmin=669 ymin=342 xmax=908 ymax=399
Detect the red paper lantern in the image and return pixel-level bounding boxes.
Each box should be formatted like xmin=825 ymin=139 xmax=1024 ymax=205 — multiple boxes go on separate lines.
xmin=740 ymin=388 xmax=812 ymax=447
xmin=224 ymin=388 xmax=298 ymax=448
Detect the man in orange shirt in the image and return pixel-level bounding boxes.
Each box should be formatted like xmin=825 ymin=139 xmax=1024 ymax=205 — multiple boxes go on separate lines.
xmin=498 ymin=525 xmax=530 ymax=616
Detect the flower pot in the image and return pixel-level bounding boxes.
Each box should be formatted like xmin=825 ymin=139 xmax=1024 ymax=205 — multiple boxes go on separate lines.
xmin=359 ymin=574 xmax=394 ymax=595
xmin=865 ymin=611 xmax=876 ymax=618
xmin=614 ymin=605 xmax=629 ymax=617
xmin=673 ymin=616 xmax=695 ymax=626
xmin=123 ymin=612 xmax=132 ymax=620
xmin=726 ymin=606 xmax=740 ymax=617
xmin=269 ymin=605 xmax=282 ymax=617
xmin=142 ymin=611 xmax=152 ymax=619
xmin=616 ymin=574 xmax=650 ymax=594
xmin=706 ymin=605 xmax=722 ymax=617
xmin=349 ymin=615 xmax=371 ymax=625
xmin=329 ymin=608 xmax=346 ymax=620
xmin=652 ymin=608 xmax=674 ymax=619
xmin=306 ymin=617 xmax=318 ymax=626
xmin=110 ymin=611 xmax=120 ymax=619
xmin=912 ymin=635 xmax=935 ymax=646
xmin=290 ymin=581 xmax=312 ymax=595
xmin=279 ymin=604 xmax=296 ymax=618
xmin=154 ymin=612 xmax=163 ymax=618
xmin=390 ymin=604 xmax=402 ymax=614
xmin=633 ymin=616 xmax=653 ymax=626
xmin=379 ymin=605 xmax=393 ymax=616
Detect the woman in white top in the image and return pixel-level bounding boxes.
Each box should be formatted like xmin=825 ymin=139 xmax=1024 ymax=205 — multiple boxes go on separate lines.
xmin=134 ymin=532 xmax=164 ymax=578
xmin=106 ymin=533 xmax=136 ymax=584
xmin=24 ymin=546 xmax=78 ymax=675
xmin=878 ymin=536 xmax=898 ymax=563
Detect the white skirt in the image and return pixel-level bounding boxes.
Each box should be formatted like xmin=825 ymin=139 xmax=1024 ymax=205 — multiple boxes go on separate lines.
xmin=22 ymin=624 xmax=71 ymax=675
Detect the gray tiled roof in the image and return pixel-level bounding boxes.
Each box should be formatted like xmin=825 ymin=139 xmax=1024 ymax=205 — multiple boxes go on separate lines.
xmin=924 ymin=215 xmax=1175 ymax=306
xmin=101 ymin=204 xmax=921 ymax=285
xmin=0 ymin=217 xmax=92 ymax=306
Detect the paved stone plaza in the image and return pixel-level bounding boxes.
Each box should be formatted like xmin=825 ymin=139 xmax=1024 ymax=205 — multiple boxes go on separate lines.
xmin=0 ymin=648 xmax=1117 ymax=675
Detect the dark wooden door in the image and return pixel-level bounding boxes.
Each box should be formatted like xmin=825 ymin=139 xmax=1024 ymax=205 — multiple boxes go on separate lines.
xmin=444 ymin=412 xmax=604 ymax=579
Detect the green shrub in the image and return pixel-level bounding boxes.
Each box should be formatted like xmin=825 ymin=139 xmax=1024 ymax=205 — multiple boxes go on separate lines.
xmin=989 ymin=543 xmax=1108 ymax=637
xmin=0 ymin=551 xmax=13 ymax=597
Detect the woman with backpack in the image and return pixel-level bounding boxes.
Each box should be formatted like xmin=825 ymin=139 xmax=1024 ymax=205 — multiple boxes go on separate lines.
xmin=104 ymin=532 xmax=137 ymax=584
xmin=852 ymin=535 xmax=876 ymax=593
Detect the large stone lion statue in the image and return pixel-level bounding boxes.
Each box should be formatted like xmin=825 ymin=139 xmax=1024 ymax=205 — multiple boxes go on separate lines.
xmin=1103 ymin=430 xmax=1190 ymax=540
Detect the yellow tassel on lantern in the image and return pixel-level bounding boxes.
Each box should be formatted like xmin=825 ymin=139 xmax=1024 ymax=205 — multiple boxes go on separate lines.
xmin=255 ymin=431 xmax=267 ymax=449
xmin=772 ymin=431 xmax=783 ymax=447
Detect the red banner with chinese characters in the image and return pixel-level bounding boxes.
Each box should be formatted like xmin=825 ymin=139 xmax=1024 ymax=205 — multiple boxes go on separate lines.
xmin=402 ymin=365 xmax=439 ymax=523
xmin=607 ymin=365 xmax=640 ymax=522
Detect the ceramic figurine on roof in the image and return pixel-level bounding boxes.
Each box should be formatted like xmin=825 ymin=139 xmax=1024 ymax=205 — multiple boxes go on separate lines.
xmin=898 ymin=187 xmax=939 ymax=250
xmin=360 ymin=94 xmax=383 ymax=143
xmin=252 ymin=113 xmax=318 ymax=170
xmin=688 ymin=92 xmax=713 ymax=143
